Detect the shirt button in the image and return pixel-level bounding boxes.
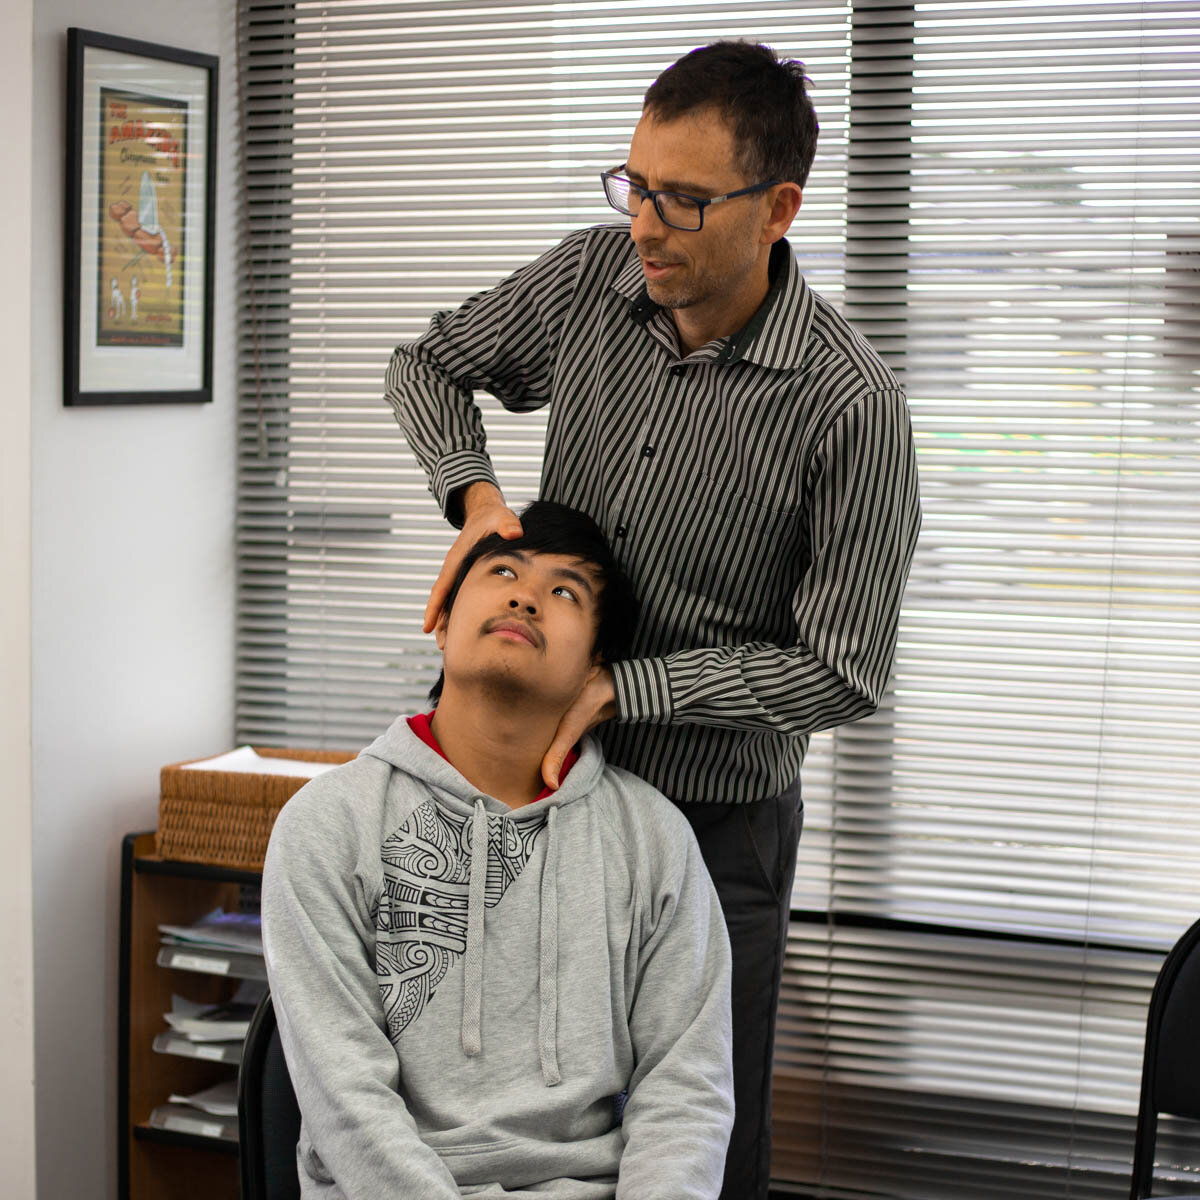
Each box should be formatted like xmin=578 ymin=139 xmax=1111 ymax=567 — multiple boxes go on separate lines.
xmin=615 ymin=524 xmax=627 ymax=538
xmin=669 ymin=366 xmax=684 ymax=377
xmin=641 ymin=444 xmax=655 ymax=459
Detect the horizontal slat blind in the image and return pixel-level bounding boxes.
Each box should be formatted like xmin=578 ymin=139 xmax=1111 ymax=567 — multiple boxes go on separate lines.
xmin=798 ymin=0 xmax=1200 ymax=946
xmin=773 ymin=922 xmax=1189 ymax=1200
xmin=236 ymin=0 xmax=851 ymax=746
xmin=237 ymin=2 xmax=1200 ymax=1197
xmin=774 ymin=919 xmax=1200 ymax=1198
xmin=784 ymin=2 xmax=1200 ymax=1197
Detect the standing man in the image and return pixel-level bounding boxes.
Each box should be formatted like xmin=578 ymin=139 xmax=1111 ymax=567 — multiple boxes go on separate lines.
xmin=385 ymin=40 xmax=920 ymax=1200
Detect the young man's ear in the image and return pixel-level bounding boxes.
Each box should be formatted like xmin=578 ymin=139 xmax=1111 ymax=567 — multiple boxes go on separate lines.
xmin=434 ymin=608 xmax=449 ymax=651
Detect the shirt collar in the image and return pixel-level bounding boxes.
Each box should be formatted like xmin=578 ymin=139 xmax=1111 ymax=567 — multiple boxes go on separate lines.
xmin=610 ymin=236 xmax=815 ymax=371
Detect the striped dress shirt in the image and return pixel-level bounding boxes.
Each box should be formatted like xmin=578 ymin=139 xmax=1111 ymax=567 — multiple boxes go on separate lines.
xmin=385 ymin=224 xmax=920 ymax=805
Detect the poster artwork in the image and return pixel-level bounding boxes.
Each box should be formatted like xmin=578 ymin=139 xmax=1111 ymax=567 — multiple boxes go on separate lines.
xmin=97 ymin=87 xmax=187 ymax=347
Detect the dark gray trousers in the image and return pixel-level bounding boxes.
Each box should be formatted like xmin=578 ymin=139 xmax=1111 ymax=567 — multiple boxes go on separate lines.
xmin=675 ymin=781 xmax=803 ymax=1200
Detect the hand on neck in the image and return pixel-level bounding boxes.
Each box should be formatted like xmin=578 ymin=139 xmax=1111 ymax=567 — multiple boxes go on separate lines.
xmin=429 ymin=680 xmax=567 ymax=809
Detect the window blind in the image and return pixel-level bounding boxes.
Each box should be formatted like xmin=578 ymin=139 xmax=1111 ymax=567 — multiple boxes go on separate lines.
xmin=236 ymin=2 xmax=1200 ymax=1197
xmin=784 ymin=2 xmax=1200 ymax=1196
xmin=235 ymin=0 xmax=851 ymax=745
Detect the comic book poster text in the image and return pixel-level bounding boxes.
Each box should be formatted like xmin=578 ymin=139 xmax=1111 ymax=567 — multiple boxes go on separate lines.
xmin=96 ymin=88 xmax=187 ymax=347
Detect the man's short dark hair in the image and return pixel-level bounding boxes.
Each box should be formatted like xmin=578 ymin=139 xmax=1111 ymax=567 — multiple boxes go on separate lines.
xmin=643 ymin=40 xmax=818 ymax=189
xmin=429 ymin=500 xmax=639 ymax=703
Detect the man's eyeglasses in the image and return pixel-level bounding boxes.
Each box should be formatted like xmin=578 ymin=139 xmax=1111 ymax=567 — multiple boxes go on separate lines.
xmin=601 ymin=169 xmax=781 ymax=232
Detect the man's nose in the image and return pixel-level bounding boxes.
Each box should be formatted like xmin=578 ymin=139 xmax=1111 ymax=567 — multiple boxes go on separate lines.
xmin=630 ymin=193 xmax=666 ymax=243
xmin=508 ymin=595 xmax=537 ymax=616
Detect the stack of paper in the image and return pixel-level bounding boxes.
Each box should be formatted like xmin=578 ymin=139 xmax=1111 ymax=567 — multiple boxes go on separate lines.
xmin=159 ymin=907 xmax=264 ymax=956
xmin=163 ymin=980 xmax=266 ymax=1043
xmin=150 ymin=1080 xmax=239 ymax=1142
xmin=180 ymin=745 xmax=338 ymax=777
xmin=157 ymin=908 xmax=267 ymax=981
xmin=167 ymin=1079 xmax=239 ymax=1116
xmin=152 ymin=1030 xmax=244 ymax=1065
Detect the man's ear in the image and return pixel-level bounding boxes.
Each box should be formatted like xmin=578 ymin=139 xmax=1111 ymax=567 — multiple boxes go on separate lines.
xmin=762 ymin=182 xmax=802 ymax=244
xmin=434 ymin=609 xmax=449 ymax=651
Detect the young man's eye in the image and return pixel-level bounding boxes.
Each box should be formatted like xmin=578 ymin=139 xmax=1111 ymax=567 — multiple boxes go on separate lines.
xmin=552 ymin=585 xmax=578 ymax=602
xmin=493 ymin=564 xmax=516 ymax=578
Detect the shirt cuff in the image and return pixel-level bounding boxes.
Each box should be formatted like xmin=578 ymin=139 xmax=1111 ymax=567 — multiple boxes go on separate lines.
xmin=610 ymin=658 xmax=674 ymax=725
xmin=432 ymin=451 xmax=500 ymax=528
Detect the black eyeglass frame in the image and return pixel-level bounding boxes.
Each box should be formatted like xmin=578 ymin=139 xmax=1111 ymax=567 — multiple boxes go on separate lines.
xmin=600 ymin=169 xmax=782 ymax=231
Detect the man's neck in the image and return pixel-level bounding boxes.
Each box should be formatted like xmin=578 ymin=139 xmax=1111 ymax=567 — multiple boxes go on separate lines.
xmin=429 ymin=685 xmax=561 ymax=809
xmin=670 ymin=245 xmax=773 ymax=355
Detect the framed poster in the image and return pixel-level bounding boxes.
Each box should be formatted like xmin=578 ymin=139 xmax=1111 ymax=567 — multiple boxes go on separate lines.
xmin=64 ymin=28 xmax=217 ymax=405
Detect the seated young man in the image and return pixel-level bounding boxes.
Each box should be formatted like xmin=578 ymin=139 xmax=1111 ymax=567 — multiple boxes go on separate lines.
xmin=262 ymin=500 xmax=734 ymax=1199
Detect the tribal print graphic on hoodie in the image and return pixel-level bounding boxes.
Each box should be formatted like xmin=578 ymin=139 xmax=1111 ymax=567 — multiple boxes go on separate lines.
xmin=377 ymin=798 xmax=546 ymax=1043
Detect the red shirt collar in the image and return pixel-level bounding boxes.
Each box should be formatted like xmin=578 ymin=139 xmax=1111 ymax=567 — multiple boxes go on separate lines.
xmin=407 ymin=712 xmax=578 ymax=802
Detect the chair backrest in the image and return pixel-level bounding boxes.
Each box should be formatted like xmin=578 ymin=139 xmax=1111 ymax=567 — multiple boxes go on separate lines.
xmin=238 ymin=989 xmax=303 ymax=1200
xmin=1130 ymin=917 xmax=1200 ymax=1199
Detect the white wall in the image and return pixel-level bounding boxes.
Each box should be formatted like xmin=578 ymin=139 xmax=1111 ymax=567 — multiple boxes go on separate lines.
xmin=31 ymin=1 xmax=239 ymax=1197
xmin=1 ymin=1 xmax=36 ymax=1197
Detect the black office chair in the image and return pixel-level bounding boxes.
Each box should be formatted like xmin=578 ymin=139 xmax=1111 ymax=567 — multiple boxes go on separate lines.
xmin=1130 ymin=917 xmax=1200 ymax=1199
xmin=238 ymin=989 xmax=303 ymax=1200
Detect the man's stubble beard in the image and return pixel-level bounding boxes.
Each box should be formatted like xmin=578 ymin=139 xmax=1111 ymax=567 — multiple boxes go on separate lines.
xmin=643 ymin=229 xmax=759 ymax=313
xmin=646 ymin=275 xmax=702 ymax=310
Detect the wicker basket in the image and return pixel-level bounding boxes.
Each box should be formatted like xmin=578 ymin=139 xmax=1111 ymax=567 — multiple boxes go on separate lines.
xmin=156 ymin=747 xmax=356 ymax=870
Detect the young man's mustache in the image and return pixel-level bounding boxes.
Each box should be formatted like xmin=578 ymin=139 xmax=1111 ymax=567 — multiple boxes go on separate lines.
xmin=482 ymin=616 xmax=543 ymax=649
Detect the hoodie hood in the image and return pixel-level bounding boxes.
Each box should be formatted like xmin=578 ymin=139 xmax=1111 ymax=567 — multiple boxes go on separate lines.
xmin=360 ymin=717 xmax=605 ymax=1086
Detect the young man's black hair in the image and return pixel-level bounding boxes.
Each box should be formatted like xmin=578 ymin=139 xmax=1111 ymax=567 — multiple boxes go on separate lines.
xmin=430 ymin=500 xmax=638 ymax=702
xmin=643 ymin=40 xmax=819 ymax=189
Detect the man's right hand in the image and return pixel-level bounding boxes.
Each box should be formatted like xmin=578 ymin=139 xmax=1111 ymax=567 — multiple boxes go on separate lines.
xmin=423 ymin=482 xmax=523 ymax=633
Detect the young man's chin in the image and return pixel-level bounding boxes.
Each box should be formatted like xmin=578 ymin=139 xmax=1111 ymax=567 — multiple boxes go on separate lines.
xmin=454 ymin=662 xmax=580 ymax=713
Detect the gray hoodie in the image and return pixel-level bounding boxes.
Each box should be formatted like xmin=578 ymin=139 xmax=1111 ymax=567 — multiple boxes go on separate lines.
xmin=262 ymin=715 xmax=734 ymax=1199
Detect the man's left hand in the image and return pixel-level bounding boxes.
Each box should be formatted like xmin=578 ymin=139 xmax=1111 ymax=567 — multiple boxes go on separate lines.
xmin=543 ymin=666 xmax=616 ymax=790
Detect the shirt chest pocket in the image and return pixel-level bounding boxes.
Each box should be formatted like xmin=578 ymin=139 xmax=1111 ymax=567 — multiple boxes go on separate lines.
xmin=668 ymin=473 xmax=800 ymax=626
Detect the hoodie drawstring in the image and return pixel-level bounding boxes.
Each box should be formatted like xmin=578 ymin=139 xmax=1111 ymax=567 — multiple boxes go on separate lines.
xmin=461 ymin=798 xmax=489 ymax=1058
xmin=538 ymin=803 xmax=562 ymax=1086
xmin=460 ymin=798 xmax=562 ymax=1087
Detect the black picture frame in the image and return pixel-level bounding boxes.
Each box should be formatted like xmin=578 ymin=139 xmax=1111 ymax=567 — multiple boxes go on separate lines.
xmin=64 ymin=28 xmax=218 ymax=406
